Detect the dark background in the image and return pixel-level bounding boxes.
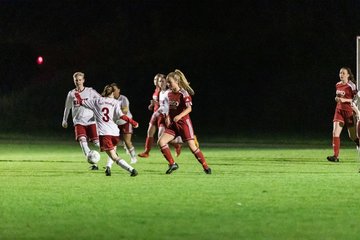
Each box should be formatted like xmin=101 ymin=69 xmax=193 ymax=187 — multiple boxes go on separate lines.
xmin=1 ymin=0 xmax=360 ymax=139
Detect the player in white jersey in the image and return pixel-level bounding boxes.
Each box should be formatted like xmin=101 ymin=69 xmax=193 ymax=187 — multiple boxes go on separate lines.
xmin=62 ymin=72 xmax=101 ymax=170
xmin=75 ymin=84 xmax=139 ymax=177
xmin=111 ymin=83 xmax=138 ymax=164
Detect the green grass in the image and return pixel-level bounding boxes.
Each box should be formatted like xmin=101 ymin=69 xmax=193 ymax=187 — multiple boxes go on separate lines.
xmin=1 ymin=139 xmax=360 ymax=240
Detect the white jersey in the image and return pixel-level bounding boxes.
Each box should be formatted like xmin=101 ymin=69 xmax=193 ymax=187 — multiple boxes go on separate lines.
xmin=63 ymin=87 xmax=100 ymax=126
xmin=157 ymin=89 xmax=170 ymax=115
xmin=81 ymin=97 xmax=124 ymax=136
xmin=118 ymin=95 xmax=132 ymax=118
xmin=116 ymin=95 xmax=132 ymax=125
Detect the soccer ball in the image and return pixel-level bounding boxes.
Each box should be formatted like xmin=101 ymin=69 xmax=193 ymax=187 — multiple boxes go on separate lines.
xmin=87 ymin=150 xmax=100 ymax=164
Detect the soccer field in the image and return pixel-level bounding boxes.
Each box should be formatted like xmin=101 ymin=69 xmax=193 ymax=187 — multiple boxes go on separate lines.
xmin=1 ymin=138 xmax=360 ymax=240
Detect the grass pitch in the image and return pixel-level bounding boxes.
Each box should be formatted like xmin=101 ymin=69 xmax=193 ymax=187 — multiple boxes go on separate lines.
xmin=1 ymin=138 xmax=360 ymax=240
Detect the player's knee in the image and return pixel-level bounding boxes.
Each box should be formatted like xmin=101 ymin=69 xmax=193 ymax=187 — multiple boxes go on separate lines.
xmin=78 ymin=136 xmax=87 ymax=143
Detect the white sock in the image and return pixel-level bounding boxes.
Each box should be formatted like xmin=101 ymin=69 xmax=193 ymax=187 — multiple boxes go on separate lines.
xmin=128 ymin=147 xmax=137 ymax=159
xmin=116 ymin=159 xmax=134 ymax=172
xmin=106 ymin=157 xmax=114 ymax=168
xmin=79 ymin=138 xmax=90 ymax=157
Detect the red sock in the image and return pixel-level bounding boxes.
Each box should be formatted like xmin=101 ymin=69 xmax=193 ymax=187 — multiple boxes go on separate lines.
xmin=160 ymin=145 xmax=174 ymax=165
xmin=333 ymin=136 xmax=340 ymax=157
xmin=192 ymin=148 xmax=208 ymax=169
xmin=145 ymin=137 xmax=154 ymax=153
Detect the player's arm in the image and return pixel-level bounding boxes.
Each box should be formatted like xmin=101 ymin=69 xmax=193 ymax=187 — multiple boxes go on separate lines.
xmin=75 ymin=92 xmax=94 ymax=110
xmin=62 ymin=92 xmax=72 ymax=128
xmin=335 ymin=97 xmax=352 ymax=103
xmin=352 ymin=93 xmax=360 ymax=120
xmin=173 ymin=105 xmax=192 ymax=123
xmin=121 ymin=97 xmax=129 ymax=115
xmin=114 ymin=102 xmax=139 ymax=128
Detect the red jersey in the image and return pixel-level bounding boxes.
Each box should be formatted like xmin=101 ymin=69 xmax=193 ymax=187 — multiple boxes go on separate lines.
xmin=335 ymin=81 xmax=357 ymax=111
xmin=152 ymin=87 xmax=160 ymax=112
xmin=167 ymin=89 xmax=192 ymax=120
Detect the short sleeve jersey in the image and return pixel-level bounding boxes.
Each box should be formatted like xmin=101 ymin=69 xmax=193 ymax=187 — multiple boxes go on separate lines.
xmin=118 ymin=95 xmax=132 ymax=118
xmin=157 ymin=89 xmax=170 ymax=115
xmin=81 ymin=97 xmax=123 ymax=136
xmin=66 ymin=87 xmax=100 ymax=125
xmin=152 ymin=87 xmax=161 ymax=112
xmin=167 ymin=89 xmax=192 ymax=120
xmin=335 ymin=81 xmax=357 ymax=111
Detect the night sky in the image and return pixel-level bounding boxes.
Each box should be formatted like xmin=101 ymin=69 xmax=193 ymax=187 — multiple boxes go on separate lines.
xmin=1 ymin=1 xmax=360 ymax=137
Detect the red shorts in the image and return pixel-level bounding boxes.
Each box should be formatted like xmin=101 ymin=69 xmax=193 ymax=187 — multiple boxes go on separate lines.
xmin=74 ymin=124 xmax=99 ymax=141
xmin=99 ymin=135 xmax=120 ymax=152
xmin=119 ymin=122 xmax=133 ymax=134
xmin=333 ymin=108 xmax=356 ymax=127
xmin=164 ymin=118 xmax=195 ymax=141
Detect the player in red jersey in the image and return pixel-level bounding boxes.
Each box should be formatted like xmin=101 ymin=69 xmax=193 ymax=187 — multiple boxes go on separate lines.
xmin=138 ymin=74 xmax=162 ymax=158
xmin=158 ymin=69 xmax=211 ymax=174
xmin=62 ymin=72 xmax=101 ymax=170
xmin=327 ymin=67 xmax=360 ymax=162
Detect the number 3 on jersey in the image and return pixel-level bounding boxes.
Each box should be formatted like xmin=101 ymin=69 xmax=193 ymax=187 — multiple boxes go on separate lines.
xmin=102 ymin=107 xmax=110 ymax=122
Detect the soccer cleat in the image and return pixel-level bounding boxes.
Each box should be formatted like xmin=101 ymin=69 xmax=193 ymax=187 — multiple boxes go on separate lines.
xmin=90 ymin=165 xmax=99 ymax=170
xmin=175 ymin=144 xmax=182 ymax=157
xmin=138 ymin=152 xmax=149 ymax=158
xmin=327 ymin=156 xmax=339 ymax=162
xmin=166 ymin=163 xmax=179 ymax=174
xmin=204 ymin=168 xmax=212 ymax=174
xmin=194 ymin=135 xmax=199 ymax=148
xmin=131 ymin=157 xmax=138 ymax=164
xmin=105 ymin=166 xmax=111 ymax=176
xmin=130 ymin=169 xmax=138 ymax=177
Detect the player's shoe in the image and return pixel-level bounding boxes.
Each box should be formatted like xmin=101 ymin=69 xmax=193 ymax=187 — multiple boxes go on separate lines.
xmin=175 ymin=144 xmax=182 ymax=157
xmin=194 ymin=135 xmax=199 ymax=148
xmin=327 ymin=156 xmax=339 ymax=162
xmin=138 ymin=152 xmax=149 ymax=158
xmin=90 ymin=165 xmax=99 ymax=170
xmin=166 ymin=163 xmax=179 ymax=174
xmin=105 ymin=166 xmax=111 ymax=176
xmin=204 ymin=168 xmax=212 ymax=174
xmin=131 ymin=157 xmax=138 ymax=164
xmin=130 ymin=169 xmax=138 ymax=177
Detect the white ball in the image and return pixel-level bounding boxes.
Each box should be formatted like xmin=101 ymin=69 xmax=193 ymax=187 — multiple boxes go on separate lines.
xmin=87 ymin=150 xmax=100 ymax=164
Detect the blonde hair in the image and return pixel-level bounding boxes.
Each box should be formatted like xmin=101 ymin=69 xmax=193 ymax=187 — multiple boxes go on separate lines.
xmin=73 ymin=72 xmax=85 ymax=80
xmin=167 ymin=69 xmax=195 ymax=95
xmin=101 ymin=84 xmax=115 ymax=97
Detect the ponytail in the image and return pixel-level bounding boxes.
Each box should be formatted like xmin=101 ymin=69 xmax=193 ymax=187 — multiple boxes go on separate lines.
xmin=173 ymin=69 xmax=195 ymax=95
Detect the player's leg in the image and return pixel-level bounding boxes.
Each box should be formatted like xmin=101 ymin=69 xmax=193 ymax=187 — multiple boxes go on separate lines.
xmin=101 ymin=136 xmax=137 ymax=177
xmin=78 ymin=136 xmax=91 ymax=157
xmin=76 ymin=124 xmax=98 ymax=170
xmin=123 ymin=133 xmax=137 ymax=164
xmin=327 ymin=121 xmax=343 ymax=162
xmin=170 ymin=136 xmax=183 ymax=157
xmin=158 ymin=132 xmax=178 ymax=174
xmin=138 ymin=123 xmax=156 ymax=158
xmin=105 ymin=149 xmax=137 ymax=177
xmin=187 ymin=139 xmax=211 ymax=174
xmin=346 ymin=113 xmax=359 ymax=147
xmin=182 ymin=119 xmax=211 ymax=174
xmin=83 ymin=124 xmax=100 ymax=170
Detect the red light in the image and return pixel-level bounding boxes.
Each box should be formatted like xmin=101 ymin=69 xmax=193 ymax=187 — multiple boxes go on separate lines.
xmin=36 ymin=56 xmax=44 ymax=65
